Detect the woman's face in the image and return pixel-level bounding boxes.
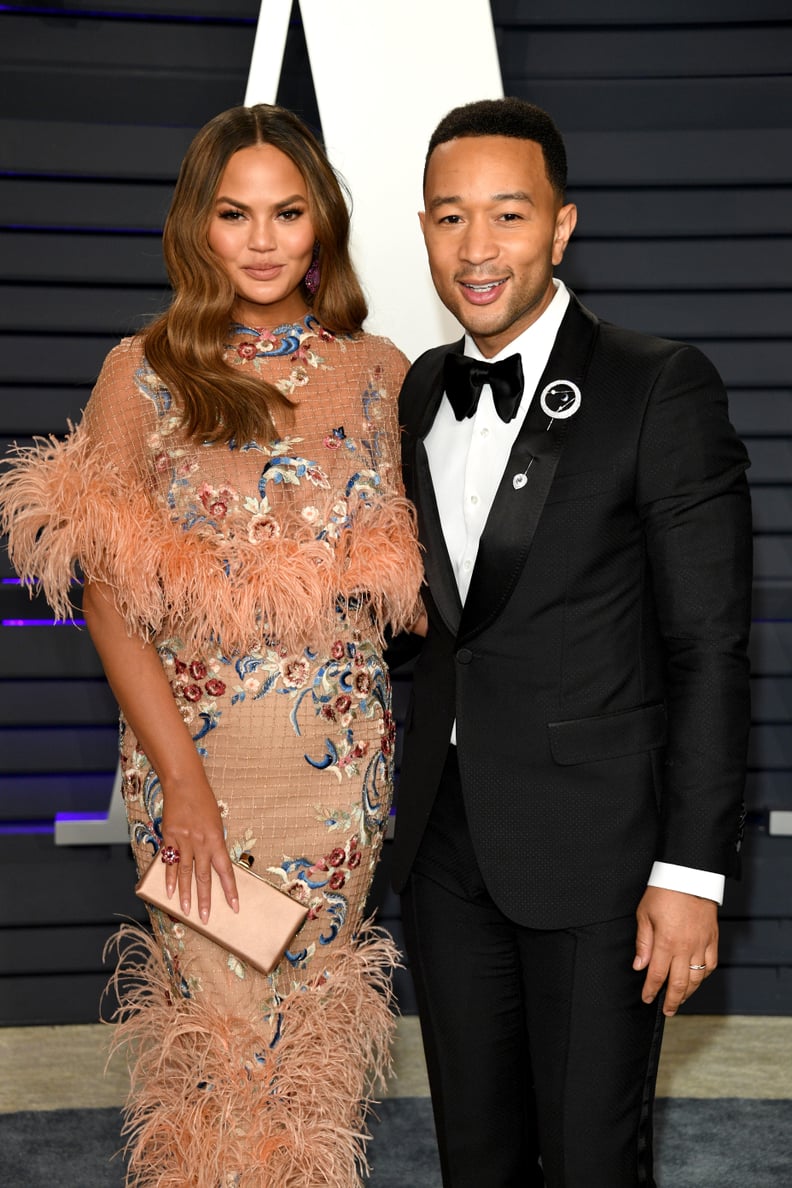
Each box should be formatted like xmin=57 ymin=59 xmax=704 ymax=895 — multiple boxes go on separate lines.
xmin=207 ymin=143 xmax=316 ymax=327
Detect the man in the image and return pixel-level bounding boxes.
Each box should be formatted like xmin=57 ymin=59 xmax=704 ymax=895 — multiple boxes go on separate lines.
xmin=390 ymin=98 xmax=752 ymax=1187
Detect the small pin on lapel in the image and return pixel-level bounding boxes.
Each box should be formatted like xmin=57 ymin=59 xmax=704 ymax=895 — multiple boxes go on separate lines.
xmin=540 ymin=379 xmax=581 ymax=420
xmin=512 ymin=473 xmax=528 ymax=490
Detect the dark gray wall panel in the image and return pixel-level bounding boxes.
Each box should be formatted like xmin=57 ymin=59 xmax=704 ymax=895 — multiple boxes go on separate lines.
xmin=743 ymin=440 xmax=792 ymax=484
xmin=0 ymin=679 xmax=116 ymax=726
xmin=0 ymin=286 xmax=168 ymax=334
xmin=749 ymin=623 xmax=792 ymax=675
xmin=568 ymin=187 xmax=791 ymax=238
xmin=0 ymin=178 xmax=173 ymax=232
xmin=0 ymin=627 xmax=104 ymax=679
xmin=0 ymin=727 xmax=118 ymax=773
xmin=564 ymin=130 xmax=792 ymax=185
xmin=560 ymin=238 xmax=792 ymax=291
xmin=729 ymin=393 xmax=792 ymax=437
xmin=507 ymin=79 xmax=792 ymax=132
xmin=743 ymin=491 xmax=791 ymax=535
xmin=751 ymin=677 xmax=792 ymax=722
xmin=748 ymin=725 xmax=792 ymax=769
xmin=572 ymin=293 xmax=791 ymax=341
xmin=0 ymin=118 xmax=194 ymax=178
xmin=492 ymin=0 xmax=792 ymax=25
xmin=0 ymin=232 xmax=166 ymax=285
xmin=753 ymin=538 xmax=792 ymax=580
xmin=0 ymin=386 xmax=94 ymax=434
xmin=499 ymin=26 xmax=792 ymax=80
xmin=2 ymin=332 xmax=137 ymax=385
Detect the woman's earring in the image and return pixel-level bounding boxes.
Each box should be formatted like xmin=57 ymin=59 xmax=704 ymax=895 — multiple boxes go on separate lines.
xmin=304 ymin=244 xmax=321 ymax=295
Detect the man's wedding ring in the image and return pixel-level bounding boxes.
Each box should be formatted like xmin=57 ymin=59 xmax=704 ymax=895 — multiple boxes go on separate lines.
xmin=688 ymin=963 xmax=707 ymax=971
xmin=160 ymin=845 xmax=181 ymax=865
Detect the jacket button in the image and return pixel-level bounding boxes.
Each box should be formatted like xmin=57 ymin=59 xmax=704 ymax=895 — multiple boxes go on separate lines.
xmin=456 ymin=648 xmax=473 ymax=664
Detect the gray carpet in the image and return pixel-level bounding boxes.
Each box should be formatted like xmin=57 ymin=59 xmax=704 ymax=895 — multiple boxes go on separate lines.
xmin=0 ymin=1099 xmax=789 ymax=1186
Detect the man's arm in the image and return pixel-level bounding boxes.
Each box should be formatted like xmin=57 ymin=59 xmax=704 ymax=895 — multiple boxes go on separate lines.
xmin=635 ymin=342 xmax=752 ymax=1013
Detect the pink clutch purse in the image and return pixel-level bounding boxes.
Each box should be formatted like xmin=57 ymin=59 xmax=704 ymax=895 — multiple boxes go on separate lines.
xmin=135 ymin=856 xmax=309 ymax=975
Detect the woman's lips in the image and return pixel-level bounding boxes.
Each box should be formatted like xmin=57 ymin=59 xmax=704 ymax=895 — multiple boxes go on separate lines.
xmin=243 ymin=265 xmax=284 ymax=281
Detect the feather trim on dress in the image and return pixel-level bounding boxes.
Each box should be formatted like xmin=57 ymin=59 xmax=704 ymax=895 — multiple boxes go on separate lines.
xmin=0 ymin=431 xmax=422 ymax=656
xmin=105 ymin=921 xmax=399 ymax=1188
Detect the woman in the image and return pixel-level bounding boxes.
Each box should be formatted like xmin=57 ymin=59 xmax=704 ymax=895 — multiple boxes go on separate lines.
xmin=0 ymin=104 xmax=422 ymax=1186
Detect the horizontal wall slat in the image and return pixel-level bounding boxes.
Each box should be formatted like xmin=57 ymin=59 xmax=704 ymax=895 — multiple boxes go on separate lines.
xmin=749 ymin=622 xmax=792 ymax=676
xmin=1 ymin=584 xmax=84 ymax=616
xmin=748 ymin=491 xmax=792 ymax=534
xmin=572 ymin=293 xmax=791 ymax=340
xmin=0 ymin=233 xmax=166 ymax=285
xmin=751 ymin=677 xmax=792 ymax=722
xmin=3 ymin=14 xmax=255 ymax=69
xmin=568 ymin=187 xmax=792 ymax=238
xmin=0 ymin=119 xmax=193 ymax=179
xmin=743 ymin=440 xmax=792 ymax=484
xmin=746 ymin=771 xmax=792 ymax=810
xmin=0 ymin=923 xmax=137 ymax=976
xmin=718 ymin=917 xmax=792 ymax=966
xmin=729 ymin=393 xmax=792 ymax=437
xmin=0 ymin=334 xmax=131 ymax=384
xmin=0 ymin=726 xmax=118 ymax=773
xmin=4 ymin=68 xmax=250 ymax=127
xmin=0 ymin=387 xmax=94 ymax=434
xmin=506 ymin=78 xmax=792 ymax=132
xmin=0 ymin=178 xmax=172 ymax=231
xmin=0 ymin=773 xmax=119 ymax=820
xmin=0 ymin=627 xmax=104 ymax=678
xmin=753 ymin=538 xmax=792 ymax=580
xmin=560 ymin=239 xmax=792 ymax=291
xmin=492 ymin=0 xmax=792 ymax=25
xmin=751 ymin=582 xmax=792 ymax=622
xmin=0 ymin=286 xmax=167 ymax=334
xmin=564 ymin=130 xmax=792 ymax=185
xmin=499 ymin=26 xmax=792 ymax=79
xmin=8 ymin=0 xmax=259 ymax=18
xmin=748 ymin=725 xmax=792 ymax=770
xmin=0 ymin=679 xmax=116 ymax=726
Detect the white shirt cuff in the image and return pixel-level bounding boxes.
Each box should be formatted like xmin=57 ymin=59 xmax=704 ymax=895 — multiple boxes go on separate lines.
xmin=648 ymin=861 xmax=724 ymax=905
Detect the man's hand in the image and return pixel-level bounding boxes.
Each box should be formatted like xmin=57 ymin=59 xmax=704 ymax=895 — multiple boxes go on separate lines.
xmin=633 ymin=886 xmax=718 ymax=1016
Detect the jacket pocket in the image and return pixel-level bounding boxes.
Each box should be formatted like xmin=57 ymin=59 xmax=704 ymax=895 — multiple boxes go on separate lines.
xmin=547 ymin=703 xmax=667 ymax=766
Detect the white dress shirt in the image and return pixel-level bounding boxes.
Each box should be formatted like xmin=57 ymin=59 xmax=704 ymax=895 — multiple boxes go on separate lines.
xmin=424 ymin=279 xmax=724 ymax=904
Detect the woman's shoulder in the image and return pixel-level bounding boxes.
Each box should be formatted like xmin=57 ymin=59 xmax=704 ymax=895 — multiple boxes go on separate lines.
xmin=344 ymin=330 xmax=410 ymax=376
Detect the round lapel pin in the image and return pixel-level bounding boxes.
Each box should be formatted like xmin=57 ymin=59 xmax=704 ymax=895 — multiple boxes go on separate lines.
xmin=540 ymin=380 xmax=581 ymax=420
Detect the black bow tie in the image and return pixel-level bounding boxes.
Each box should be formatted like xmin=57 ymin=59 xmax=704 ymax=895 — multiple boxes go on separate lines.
xmin=443 ymin=351 xmax=525 ymax=423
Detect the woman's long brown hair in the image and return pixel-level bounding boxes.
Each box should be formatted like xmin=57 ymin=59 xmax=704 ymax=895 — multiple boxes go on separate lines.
xmin=142 ymin=104 xmax=368 ymax=444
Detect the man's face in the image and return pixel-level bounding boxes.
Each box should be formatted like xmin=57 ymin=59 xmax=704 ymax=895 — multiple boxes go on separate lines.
xmin=420 ymin=135 xmax=576 ymax=357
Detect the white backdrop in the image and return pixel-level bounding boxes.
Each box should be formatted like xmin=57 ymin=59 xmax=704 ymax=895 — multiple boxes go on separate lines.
xmin=244 ymin=0 xmax=504 ymax=361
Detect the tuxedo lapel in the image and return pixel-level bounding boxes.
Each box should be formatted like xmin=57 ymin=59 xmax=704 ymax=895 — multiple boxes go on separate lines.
xmin=458 ymin=297 xmax=599 ymax=643
xmin=401 ymin=339 xmax=465 ymax=635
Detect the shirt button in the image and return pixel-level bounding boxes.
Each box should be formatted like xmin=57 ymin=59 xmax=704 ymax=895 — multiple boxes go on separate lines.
xmin=463 ymin=559 xmax=473 ymax=572
xmin=470 ymin=494 xmax=479 ymax=505
xmin=480 ymin=427 xmax=490 ymax=438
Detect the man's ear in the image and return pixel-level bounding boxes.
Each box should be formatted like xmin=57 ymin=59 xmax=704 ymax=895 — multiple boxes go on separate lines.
xmin=418 ymin=210 xmax=426 ymax=238
xmin=552 ymin=202 xmax=577 ymax=267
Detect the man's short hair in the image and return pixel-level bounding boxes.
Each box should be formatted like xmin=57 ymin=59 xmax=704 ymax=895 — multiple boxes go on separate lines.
xmin=424 ymin=97 xmax=568 ymax=199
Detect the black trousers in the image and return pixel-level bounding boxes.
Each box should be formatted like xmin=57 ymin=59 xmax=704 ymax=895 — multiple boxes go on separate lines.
xmin=399 ymin=747 xmax=665 ymax=1188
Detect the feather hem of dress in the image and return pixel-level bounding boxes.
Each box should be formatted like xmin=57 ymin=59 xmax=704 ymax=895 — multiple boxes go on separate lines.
xmin=104 ymin=921 xmax=400 ymax=1188
xmin=0 ymin=432 xmax=423 ymax=655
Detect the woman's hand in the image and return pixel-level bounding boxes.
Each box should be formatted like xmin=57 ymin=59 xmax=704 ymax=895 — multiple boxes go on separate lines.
xmin=161 ymin=771 xmax=239 ymax=922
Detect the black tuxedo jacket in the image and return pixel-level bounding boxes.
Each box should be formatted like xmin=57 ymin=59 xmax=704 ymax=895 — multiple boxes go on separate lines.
xmin=390 ymin=294 xmax=753 ymax=929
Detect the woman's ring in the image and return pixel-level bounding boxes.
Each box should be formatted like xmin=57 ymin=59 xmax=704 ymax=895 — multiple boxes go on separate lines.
xmin=160 ymin=845 xmax=181 ymax=866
